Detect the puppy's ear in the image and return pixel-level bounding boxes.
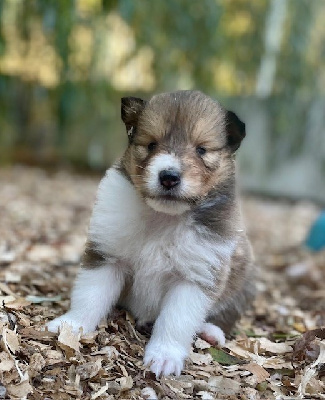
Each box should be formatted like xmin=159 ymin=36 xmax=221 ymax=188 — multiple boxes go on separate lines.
xmin=226 ymin=110 xmax=246 ymax=151
xmin=121 ymin=97 xmax=147 ymax=142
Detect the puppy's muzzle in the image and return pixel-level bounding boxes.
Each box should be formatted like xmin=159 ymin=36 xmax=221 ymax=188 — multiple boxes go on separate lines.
xmin=159 ymin=169 xmax=181 ymax=190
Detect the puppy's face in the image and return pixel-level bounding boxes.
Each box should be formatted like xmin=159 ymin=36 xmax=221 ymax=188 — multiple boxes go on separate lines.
xmin=121 ymin=91 xmax=245 ymax=215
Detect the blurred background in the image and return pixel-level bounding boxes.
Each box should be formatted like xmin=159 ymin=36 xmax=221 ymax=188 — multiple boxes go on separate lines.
xmin=0 ymin=0 xmax=324 ymax=201
xmin=1 ymin=3 xmax=325 ymax=396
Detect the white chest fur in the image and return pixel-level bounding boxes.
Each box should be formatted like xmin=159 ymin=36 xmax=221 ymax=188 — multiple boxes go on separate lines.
xmin=88 ymin=168 xmax=235 ymax=321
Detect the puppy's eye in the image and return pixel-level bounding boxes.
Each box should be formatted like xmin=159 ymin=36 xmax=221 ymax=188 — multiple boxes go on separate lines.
xmin=196 ymin=146 xmax=206 ymax=156
xmin=148 ymin=142 xmax=157 ymax=152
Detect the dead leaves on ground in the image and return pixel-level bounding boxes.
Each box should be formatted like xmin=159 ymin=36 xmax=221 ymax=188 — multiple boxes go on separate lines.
xmin=0 ymin=167 xmax=324 ymax=399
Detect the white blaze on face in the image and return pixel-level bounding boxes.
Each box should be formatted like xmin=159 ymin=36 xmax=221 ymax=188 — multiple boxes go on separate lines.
xmin=145 ymin=153 xmax=181 ymax=193
xmin=145 ymin=153 xmax=191 ymax=215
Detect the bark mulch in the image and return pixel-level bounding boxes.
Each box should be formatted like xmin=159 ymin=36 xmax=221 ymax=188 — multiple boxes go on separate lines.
xmin=0 ymin=167 xmax=324 ymax=399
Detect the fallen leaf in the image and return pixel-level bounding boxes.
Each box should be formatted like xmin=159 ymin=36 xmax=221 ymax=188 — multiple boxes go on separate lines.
xmin=57 ymin=322 xmax=80 ymax=357
xmin=256 ymin=381 xmax=268 ymax=392
xmin=190 ymin=350 xmax=213 ymax=365
xmin=293 ymin=328 xmax=325 ymax=365
xmin=195 ymin=338 xmax=211 ymax=350
xmin=25 ymin=295 xmax=62 ymax=303
xmin=4 ymin=297 xmax=31 ymax=310
xmin=76 ymin=359 xmax=101 ymax=380
xmin=141 ymin=387 xmax=158 ymax=399
xmin=258 ymin=337 xmax=292 ymax=354
xmin=196 ymin=391 xmax=214 ymax=399
xmin=4 ymin=271 xmax=21 ymax=283
xmin=208 ymin=376 xmax=241 ymax=395
xmin=298 ymin=341 xmax=325 ymax=397
xmin=262 ymin=357 xmax=293 ymax=369
xmin=241 ymin=362 xmax=270 ymax=383
xmin=43 ymin=349 xmax=64 ymax=365
xmin=209 ymin=347 xmax=245 ymax=365
xmin=0 ymin=282 xmax=17 ymax=295
xmin=1 ymin=167 xmax=324 ymax=400
xmin=27 ymin=244 xmax=58 ymax=262
xmin=2 ymin=327 xmax=20 ymax=354
xmin=29 ymin=353 xmax=46 ymax=373
xmin=116 ymin=376 xmax=133 ymax=391
xmin=7 ymin=380 xmax=33 ymax=398
xmin=91 ymin=383 xmax=109 ymax=399
xmin=0 ymin=351 xmax=14 ymax=372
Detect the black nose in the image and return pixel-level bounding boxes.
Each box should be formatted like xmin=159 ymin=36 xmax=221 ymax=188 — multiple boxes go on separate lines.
xmin=159 ymin=170 xmax=181 ymax=190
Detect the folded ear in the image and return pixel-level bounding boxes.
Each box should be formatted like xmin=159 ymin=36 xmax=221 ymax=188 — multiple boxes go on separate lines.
xmin=121 ymin=97 xmax=147 ymax=142
xmin=226 ymin=110 xmax=246 ymax=151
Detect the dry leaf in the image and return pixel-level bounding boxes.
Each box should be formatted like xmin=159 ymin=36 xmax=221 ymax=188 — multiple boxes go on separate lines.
xmin=258 ymin=337 xmax=292 ymax=354
xmin=195 ymin=338 xmax=211 ymax=350
xmin=0 ymin=282 xmax=17 ymax=295
xmin=7 ymin=380 xmax=33 ymax=398
xmin=189 ymin=350 xmax=213 ymax=365
xmin=91 ymin=383 xmax=109 ymax=399
xmin=29 ymin=353 xmax=46 ymax=373
xmin=57 ymin=322 xmax=80 ymax=357
xmin=4 ymin=271 xmax=21 ymax=283
xmin=4 ymin=297 xmax=31 ymax=310
xmin=293 ymin=328 xmax=325 ymax=365
xmin=208 ymin=376 xmax=241 ymax=395
xmin=298 ymin=341 xmax=325 ymax=397
xmin=25 ymin=295 xmax=62 ymax=303
xmin=20 ymin=327 xmax=57 ymax=340
xmin=196 ymin=391 xmax=214 ymax=399
xmin=0 ymin=351 xmax=14 ymax=372
xmin=76 ymin=359 xmax=101 ymax=380
xmin=242 ymin=362 xmax=270 ymax=383
xmin=141 ymin=387 xmax=158 ymax=399
xmin=27 ymin=244 xmax=58 ymax=262
xmin=116 ymin=376 xmax=133 ymax=391
xmin=2 ymin=327 xmax=20 ymax=354
xmin=0 ymin=168 xmax=323 ymax=400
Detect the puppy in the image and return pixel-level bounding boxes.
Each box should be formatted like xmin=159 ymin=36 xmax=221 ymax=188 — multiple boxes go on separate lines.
xmin=48 ymin=90 xmax=255 ymax=377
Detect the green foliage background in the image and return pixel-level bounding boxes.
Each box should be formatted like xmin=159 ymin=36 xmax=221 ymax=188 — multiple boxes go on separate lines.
xmin=0 ymin=0 xmax=324 ymax=172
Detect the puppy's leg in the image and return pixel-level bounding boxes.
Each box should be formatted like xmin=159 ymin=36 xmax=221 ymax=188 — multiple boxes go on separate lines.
xmin=206 ymin=274 xmax=256 ymax=335
xmin=47 ymin=265 xmax=124 ymax=334
xmin=199 ymin=322 xmax=226 ymax=346
xmin=144 ymin=282 xmax=211 ymax=377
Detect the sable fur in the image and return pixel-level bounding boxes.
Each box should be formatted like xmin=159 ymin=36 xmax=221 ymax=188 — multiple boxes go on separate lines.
xmin=48 ymin=90 xmax=255 ymax=377
xmin=120 ymin=90 xmax=244 ymax=205
xmin=81 ymin=241 xmax=106 ymax=269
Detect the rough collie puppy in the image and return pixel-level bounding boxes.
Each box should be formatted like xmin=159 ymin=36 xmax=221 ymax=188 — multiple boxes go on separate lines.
xmin=48 ymin=90 xmax=255 ymax=377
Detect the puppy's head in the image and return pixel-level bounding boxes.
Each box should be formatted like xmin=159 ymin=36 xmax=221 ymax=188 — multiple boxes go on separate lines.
xmin=121 ymin=90 xmax=245 ymax=215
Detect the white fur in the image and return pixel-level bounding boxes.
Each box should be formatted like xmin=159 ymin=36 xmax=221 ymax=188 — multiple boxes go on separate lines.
xmin=200 ymin=322 xmax=226 ymax=346
xmin=144 ymin=153 xmax=195 ymax=215
xmin=146 ymin=153 xmax=181 ymax=193
xmin=145 ymin=152 xmax=190 ymax=210
xmin=146 ymin=198 xmax=190 ymax=215
xmin=47 ymin=265 xmax=124 ymax=334
xmin=143 ymin=282 xmax=212 ymax=377
xmin=48 ymin=168 xmax=235 ymax=376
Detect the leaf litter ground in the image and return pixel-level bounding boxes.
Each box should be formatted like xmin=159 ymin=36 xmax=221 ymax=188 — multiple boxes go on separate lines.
xmin=0 ymin=167 xmax=324 ymax=399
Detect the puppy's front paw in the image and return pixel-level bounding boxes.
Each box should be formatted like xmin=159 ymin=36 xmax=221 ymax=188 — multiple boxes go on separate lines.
xmin=47 ymin=312 xmax=96 ymax=335
xmin=144 ymin=340 xmax=187 ymax=378
xmin=200 ymin=322 xmax=226 ymax=346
